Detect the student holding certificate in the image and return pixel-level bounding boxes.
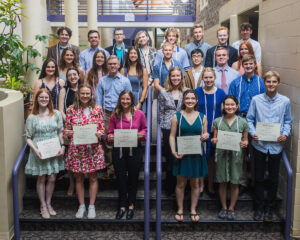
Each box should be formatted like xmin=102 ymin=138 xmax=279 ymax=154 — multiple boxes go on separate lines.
xmin=58 ymin=67 xmax=82 ymax=196
xmin=169 ymin=89 xmax=209 ymax=223
xmin=211 ymin=96 xmax=249 ymax=220
xmin=25 ymin=89 xmax=65 ymax=219
xmin=64 ymin=84 xmax=105 ymax=219
xmin=246 ymin=71 xmax=292 ymax=222
xmin=158 ymin=66 xmax=186 ymax=196
xmin=195 ymin=67 xmax=226 ymax=196
xmin=107 ymin=90 xmax=147 ymax=220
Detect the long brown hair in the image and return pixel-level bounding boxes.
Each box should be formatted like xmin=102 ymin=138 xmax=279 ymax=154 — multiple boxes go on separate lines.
xmin=39 ymin=58 xmax=59 ymax=79
xmin=124 ymin=47 xmax=143 ymax=79
xmin=32 ymin=89 xmax=55 ymax=115
xmin=72 ymin=84 xmax=96 ymax=110
xmin=87 ymin=50 xmax=108 ymax=89
xmin=58 ymin=47 xmax=79 ymax=70
xmin=114 ymin=90 xmax=135 ymax=120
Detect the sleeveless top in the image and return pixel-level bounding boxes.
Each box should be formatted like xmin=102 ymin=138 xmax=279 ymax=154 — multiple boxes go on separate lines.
xmin=123 ymin=67 xmax=143 ymax=105
xmin=40 ymin=79 xmax=61 ymax=109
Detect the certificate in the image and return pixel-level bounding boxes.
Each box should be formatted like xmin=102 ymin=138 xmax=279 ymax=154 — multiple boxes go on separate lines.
xmin=256 ymin=122 xmax=281 ymax=142
xmin=114 ymin=129 xmax=138 ymax=148
xmin=216 ymin=130 xmax=242 ymax=152
xmin=37 ymin=137 xmax=61 ymax=160
xmin=73 ymin=124 xmax=98 ymax=145
xmin=177 ymin=135 xmax=203 ymax=155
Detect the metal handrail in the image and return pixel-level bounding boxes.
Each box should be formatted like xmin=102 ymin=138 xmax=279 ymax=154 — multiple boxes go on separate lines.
xmin=144 ymin=87 xmax=152 ymax=240
xmin=12 ymin=143 xmax=28 ymax=240
xmin=282 ymin=151 xmax=293 ymax=240
xmin=156 ymin=100 xmax=162 ymax=240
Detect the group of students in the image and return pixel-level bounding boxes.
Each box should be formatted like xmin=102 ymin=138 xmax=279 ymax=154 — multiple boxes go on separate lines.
xmin=24 ymin=23 xmax=291 ymax=224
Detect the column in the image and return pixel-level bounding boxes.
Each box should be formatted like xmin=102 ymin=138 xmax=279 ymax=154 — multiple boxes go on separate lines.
xmin=229 ymin=14 xmax=239 ymax=45
xmin=88 ymin=0 xmax=98 ymax=30
xmin=64 ymin=0 xmax=79 ymax=46
xmin=22 ymin=0 xmax=47 ymax=87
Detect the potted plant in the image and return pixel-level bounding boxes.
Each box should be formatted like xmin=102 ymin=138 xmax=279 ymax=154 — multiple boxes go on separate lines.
xmin=0 ymin=0 xmax=49 ymax=119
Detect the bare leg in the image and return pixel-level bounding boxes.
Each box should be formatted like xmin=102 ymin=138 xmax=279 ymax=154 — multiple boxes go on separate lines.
xmin=190 ymin=178 xmax=200 ymax=219
xmin=88 ymin=172 xmax=98 ymax=205
xmin=219 ymin=182 xmax=227 ymax=210
xmin=199 ymin=177 xmax=204 ymax=193
xmin=207 ymin=156 xmax=215 ymax=193
xmin=229 ymin=183 xmax=239 ymax=210
xmin=45 ymin=173 xmax=57 ymax=206
xmin=75 ymin=173 xmax=85 ymax=205
xmin=175 ymin=176 xmax=187 ymax=220
xmin=36 ymin=175 xmax=46 ymax=207
xmin=67 ymin=171 xmax=75 ymax=196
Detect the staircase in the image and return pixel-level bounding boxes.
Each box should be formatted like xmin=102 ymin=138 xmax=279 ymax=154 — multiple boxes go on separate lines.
xmin=16 ymin=89 xmax=289 ymax=239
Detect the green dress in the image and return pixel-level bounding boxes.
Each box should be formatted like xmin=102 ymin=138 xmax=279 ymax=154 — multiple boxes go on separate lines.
xmin=172 ymin=112 xmax=208 ymax=178
xmin=213 ymin=116 xmax=249 ymax=184
xmin=25 ymin=110 xmax=65 ymax=176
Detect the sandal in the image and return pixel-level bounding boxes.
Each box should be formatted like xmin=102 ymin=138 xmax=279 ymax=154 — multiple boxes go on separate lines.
xmin=40 ymin=206 xmax=50 ymax=219
xmin=218 ymin=208 xmax=227 ymax=219
xmin=47 ymin=205 xmax=57 ymax=216
xmin=190 ymin=213 xmax=200 ymax=223
xmin=227 ymin=209 xmax=236 ymax=220
xmin=175 ymin=212 xmax=184 ymax=222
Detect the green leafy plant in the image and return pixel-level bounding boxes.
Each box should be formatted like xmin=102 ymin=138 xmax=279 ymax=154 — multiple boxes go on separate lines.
xmin=0 ymin=0 xmax=49 ymax=98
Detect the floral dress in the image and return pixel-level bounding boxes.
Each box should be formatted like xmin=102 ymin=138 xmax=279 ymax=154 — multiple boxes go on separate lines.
xmin=64 ymin=105 xmax=105 ymax=173
xmin=25 ymin=110 xmax=65 ymax=175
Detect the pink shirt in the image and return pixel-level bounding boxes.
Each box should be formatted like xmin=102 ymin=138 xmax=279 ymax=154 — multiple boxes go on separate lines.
xmin=108 ymin=109 xmax=147 ymax=142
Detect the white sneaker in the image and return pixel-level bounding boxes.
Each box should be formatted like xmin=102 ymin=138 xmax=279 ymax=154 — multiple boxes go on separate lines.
xmin=87 ymin=205 xmax=96 ymax=219
xmin=75 ymin=205 xmax=86 ymax=218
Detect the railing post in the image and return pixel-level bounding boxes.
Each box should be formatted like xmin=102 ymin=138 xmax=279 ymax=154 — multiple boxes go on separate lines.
xmin=156 ymin=101 xmax=162 ymax=240
xmin=12 ymin=144 xmax=28 ymax=240
xmin=146 ymin=0 xmax=149 ymax=20
xmin=283 ymin=151 xmax=292 ymax=240
xmin=144 ymin=87 xmax=152 ymax=240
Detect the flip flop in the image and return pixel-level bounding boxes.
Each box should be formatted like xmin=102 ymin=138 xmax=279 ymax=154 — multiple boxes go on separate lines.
xmin=175 ymin=212 xmax=184 ymax=222
xmin=190 ymin=213 xmax=200 ymax=223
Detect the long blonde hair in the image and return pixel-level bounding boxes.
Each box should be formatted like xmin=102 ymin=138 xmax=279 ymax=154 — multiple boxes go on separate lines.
xmin=165 ymin=67 xmax=186 ymax=92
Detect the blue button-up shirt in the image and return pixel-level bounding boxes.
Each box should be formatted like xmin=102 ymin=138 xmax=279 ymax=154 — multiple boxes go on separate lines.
xmin=79 ymin=46 xmax=110 ymax=72
xmin=246 ymin=92 xmax=292 ymax=154
xmin=183 ymin=41 xmax=212 ymax=66
xmin=152 ymin=59 xmax=184 ymax=87
xmin=96 ymin=72 xmax=132 ymax=111
xmin=154 ymin=45 xmax=190 ymax=69
xmin=228 ymin=74 xmax=265 ymax=114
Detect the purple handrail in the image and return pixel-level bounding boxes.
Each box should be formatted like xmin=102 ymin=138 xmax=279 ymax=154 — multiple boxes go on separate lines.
xmin=144 ymin=87 xmax=152 ymax=240
xmin=12 ymin=143 xmax=28 ymax=240
xmin=282 ymin=151 xmax=293 ymax=240
xmin=156 ymin=100 xmax=162 ymax=240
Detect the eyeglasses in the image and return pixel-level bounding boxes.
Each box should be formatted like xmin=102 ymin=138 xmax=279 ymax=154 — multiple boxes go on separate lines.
xmin=108 ymin=63 xmax=118 ymax=66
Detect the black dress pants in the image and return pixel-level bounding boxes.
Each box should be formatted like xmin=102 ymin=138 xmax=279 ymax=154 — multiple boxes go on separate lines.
xmin=112 ymin=147 xmax=143 ymax=208
xmin=162 ymin=128 xmax=177 ymax=195
xmin=253 ymin=147 xmax=282 ymax=211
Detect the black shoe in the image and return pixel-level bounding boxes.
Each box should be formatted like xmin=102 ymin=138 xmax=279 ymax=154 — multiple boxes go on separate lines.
xmin=115 ymin=209 xmax=126 ymax=219
xmin=253 ymin=210 xmax=263 ymax=221
xmin=126 ymin=209 xmax=134 ymax=220
xmin=239 ymin=185 xmax=247 ymax=196
xmin=264 ymin=209 xmax=273 ymax=222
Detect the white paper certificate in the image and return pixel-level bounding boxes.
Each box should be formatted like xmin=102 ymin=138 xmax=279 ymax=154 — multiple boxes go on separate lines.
xmin=37 ymin=137 xmax=61 ymax=159
xmin=177 ymin=135 xmax=203 ymax=155
xmin=114 ymin=129 xmax=138 ymax=148
xmin=73 ymin=124 xmax=98 ymax=145
xmin=256 ymin=122 xmax=281 ymax=142
xmin=216 ymin=130 xmax=242 ymax=152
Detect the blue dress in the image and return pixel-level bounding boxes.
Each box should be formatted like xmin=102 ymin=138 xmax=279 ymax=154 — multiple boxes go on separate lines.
xmin=124 ymin=68 xmax=146 ymax=112
xmin=173 ymin=112 xmax=208 ymax=178
xmin=195 ymin=87 xmax=226 ymax=157
xmin=40 ymin=79 xmax=61 ymax=109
